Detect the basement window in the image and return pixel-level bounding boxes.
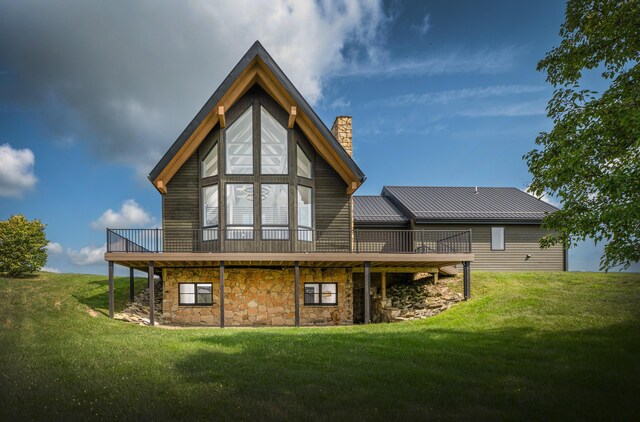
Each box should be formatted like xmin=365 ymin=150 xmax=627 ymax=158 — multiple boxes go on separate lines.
xmin=491 ymin=227 xmax=505 ymax=251
xmin=179 ymin=283 xmax=213 ymax=306
xmin=304 ymin=283 xmax=337 ymax=306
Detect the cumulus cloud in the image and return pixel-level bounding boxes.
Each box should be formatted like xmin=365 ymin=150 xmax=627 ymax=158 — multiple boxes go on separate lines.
xmin=41 ymin=266 xmax=61 ymax=273
xmin=0 ymin=0 xmax=389 ymax=176
xmin=0 ymin=144 xmax=37 ymax=198
xmin=67 ymin=244 xmax=107 ymax=266
xmin=90 ymin=199 xmax=153 ymax=230
xmin=46 ymin=242 xmax=64 ymax=254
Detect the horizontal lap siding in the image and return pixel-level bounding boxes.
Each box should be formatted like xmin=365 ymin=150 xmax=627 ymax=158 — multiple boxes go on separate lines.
xmin=164 ymin=154 xmax=199 ymax=231
xmin=315 ymin=155 xmax=350 ymax=250
xmin=414 ymin=224 xmax=564 ymax=271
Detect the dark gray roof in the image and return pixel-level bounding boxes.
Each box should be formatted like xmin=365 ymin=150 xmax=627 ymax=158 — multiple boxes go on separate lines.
xmin=149 ymin=41 xmax=365 ymax=183
xmin=382 ymin=186 xmax=559 ymax=223
xmin=353 ymin=196 xmax=408 ymax=224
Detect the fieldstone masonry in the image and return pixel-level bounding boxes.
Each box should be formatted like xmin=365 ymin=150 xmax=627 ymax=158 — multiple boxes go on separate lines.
xmin=163 ymin=267 xmax=353 ymax=326
xmin=330 ymin=116 xmax=353 ymax=157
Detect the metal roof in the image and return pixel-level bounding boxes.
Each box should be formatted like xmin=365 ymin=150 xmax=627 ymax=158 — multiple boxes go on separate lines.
xmin=353 ymin=196 xmax=408 ymax=224
xmin=382 ymin=186 xmax=559 ymax=223
xmin=148 ymin=41 xmax=365 ymax=184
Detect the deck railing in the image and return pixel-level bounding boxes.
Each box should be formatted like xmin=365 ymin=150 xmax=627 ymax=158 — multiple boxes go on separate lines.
xmin=106 ymin=228 xmax=472 ymax=254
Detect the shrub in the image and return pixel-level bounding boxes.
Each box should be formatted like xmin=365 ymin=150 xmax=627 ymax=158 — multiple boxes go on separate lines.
xmin=0 ymin=214 xmax=48 ymax=277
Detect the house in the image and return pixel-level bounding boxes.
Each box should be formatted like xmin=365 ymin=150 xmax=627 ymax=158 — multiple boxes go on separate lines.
xmin=354 ymin=187 xmax=565 ymax=272
xmin=103 ymin=41 xmax=556 ymax=327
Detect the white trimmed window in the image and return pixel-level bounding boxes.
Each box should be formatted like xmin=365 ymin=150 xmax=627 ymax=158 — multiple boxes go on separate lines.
xmin=261 ymin=184 xmax=289 ymax=240
xmin=226 ymin=184 xmax=254 ymax=239
xmin=491 ymin=227 xmax=505 ymax=251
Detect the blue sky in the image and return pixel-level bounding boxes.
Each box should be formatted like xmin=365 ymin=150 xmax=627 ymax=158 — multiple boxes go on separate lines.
xmin=0 ymin=0 xmax=637 ymax=274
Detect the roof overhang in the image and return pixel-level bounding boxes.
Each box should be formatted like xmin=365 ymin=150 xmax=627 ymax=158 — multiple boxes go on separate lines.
xmin=149 ymin=42 xmax=365 ymax=195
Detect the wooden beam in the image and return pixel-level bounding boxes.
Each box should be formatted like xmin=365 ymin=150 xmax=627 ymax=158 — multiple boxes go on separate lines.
xmin=288 ymin=106 xmax=297 ymax=128
xmin=352 ymin=266 xmax=438 ymax=273
xmin=433 ymin=272 xmax=439 ymax=284
xmin=219 ymin=261 xmax=225 ymax=328
xmin=108 ymin=261 xmax=114 ymax=319
xmin=218 ymin=106 xmax=226 ymax=128
xmin=148 ymin=261 xmax=155 ymax=326
xmin=363 ymin=262 xmax=371 ymax=324
xmin=294 ymin=261 xmax=300 ymax=327
xmin=105 ymin=252 xmax=474 ymax=264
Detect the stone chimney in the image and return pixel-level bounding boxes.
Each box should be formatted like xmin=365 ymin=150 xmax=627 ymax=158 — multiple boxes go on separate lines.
xmin=330 ymin=116 xmax=352 ymax=157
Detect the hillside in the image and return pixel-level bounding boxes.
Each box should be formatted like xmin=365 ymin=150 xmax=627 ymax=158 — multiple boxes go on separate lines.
xmin=1 ymin=271 xmax=639 ymax=420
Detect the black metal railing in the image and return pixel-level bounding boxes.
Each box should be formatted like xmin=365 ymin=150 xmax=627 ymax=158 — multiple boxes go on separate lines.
xmin=106 ymin=228 xmax=472 ymax=254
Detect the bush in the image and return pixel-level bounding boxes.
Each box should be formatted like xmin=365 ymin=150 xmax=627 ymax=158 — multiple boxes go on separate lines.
xmin=0 ymin=214 xmax=48 ymax=277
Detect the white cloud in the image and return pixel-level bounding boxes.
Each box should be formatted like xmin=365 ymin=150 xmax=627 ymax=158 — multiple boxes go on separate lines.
xmin=67 ymin=244 xmax=107 ymax=266
xmin=90 ymin=199 xmax=153 ymax=230
xmin=418 ymin=13 xmax=431 ymax=34
xmin=381 ymin=85 xmax=546 ymax=107
xmin=336 ymin=46 xmax=523 ymax=78
xmin=327 ymin=96 xmax=352 ymax=110
xmin=41 ymin=266 xmax=61 ymax=273
xmin=459 ymin=100 xmax=548 ymax=117
xmin=46 ymin=242 xmax=63 ymax=254
xmin=524 ymin=187 xmax=561 ymax=208
xmin=0 ymin=1 xmax=389 ymax=177
xmin=0 ymin=143 xmax=37 ymax=198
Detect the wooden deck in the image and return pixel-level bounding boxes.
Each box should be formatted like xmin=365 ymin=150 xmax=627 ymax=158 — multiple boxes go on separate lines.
xmin=105 ymin=251 xmax=474 ymax=273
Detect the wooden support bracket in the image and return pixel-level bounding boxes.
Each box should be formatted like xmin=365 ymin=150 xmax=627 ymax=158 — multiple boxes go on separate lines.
xmin=218 ymin=106 xmax=226 ymax=128
xmin=288 ymin=106 xmax=297 ymax=128
xmin=156 ymin=180 xmax=167 ymax=194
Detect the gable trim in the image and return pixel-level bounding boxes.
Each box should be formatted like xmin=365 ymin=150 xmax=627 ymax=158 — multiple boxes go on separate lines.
xmin=149 ymin=42 xmax=365 ymax=194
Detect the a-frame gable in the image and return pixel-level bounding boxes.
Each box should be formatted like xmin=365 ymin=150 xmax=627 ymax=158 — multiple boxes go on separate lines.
xmin=149 ymin=41 xmax=365 ymax=194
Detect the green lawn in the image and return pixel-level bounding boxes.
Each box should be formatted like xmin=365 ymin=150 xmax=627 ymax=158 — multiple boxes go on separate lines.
xmin=1 ymin=271 xmax=639 ymax=420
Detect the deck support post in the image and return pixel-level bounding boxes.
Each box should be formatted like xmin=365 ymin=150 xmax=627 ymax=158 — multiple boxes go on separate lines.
xmin=294 ymin=261 xmax=300 ymax=327
xmin=364 ymin=261 xmax=371 ymax=324
xmin=463 ymin=261 xmax=471 ymax=300
xmin=219 ymin=261 xmax=225 ymax=328
xmin=148 ymin=261 xmax=155 ymax=326
xmin=381 ymin=272 xmax=387 ymax=302
xmin=108 ymin=261 xmax=114 ymax=319
xmin=433 ymin=271 xmax=439 ymax=284
xmin=129 ymin=267 xmax=135 ymax=303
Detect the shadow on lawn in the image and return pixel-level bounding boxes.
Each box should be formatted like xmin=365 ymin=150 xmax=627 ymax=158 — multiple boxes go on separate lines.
xmin=168 ymin=318 xmax=640 ymax=420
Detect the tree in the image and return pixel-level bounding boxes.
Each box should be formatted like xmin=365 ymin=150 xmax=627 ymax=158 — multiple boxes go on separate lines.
xmin=525 ymin=0 xmax=640 ymax=270
xmin=0 ymin=214 xmax=49 ymax=277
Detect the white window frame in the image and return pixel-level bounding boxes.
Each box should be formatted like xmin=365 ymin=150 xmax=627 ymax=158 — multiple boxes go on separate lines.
xmin=491 ymin=227 xmax=505 ymax=251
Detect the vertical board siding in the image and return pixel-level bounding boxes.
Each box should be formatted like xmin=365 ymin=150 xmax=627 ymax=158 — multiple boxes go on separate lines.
xmin=414 ymin=224 xmax=564 ymax=271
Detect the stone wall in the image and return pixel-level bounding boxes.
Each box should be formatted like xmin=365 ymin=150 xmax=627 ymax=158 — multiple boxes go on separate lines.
xmin=162 ymin=267 xmax=353 ymax=326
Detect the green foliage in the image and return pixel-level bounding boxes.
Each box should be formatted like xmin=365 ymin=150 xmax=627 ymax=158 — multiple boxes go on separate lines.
xmin=525 ymin=0 xmax=640 ymax=270
xmin=0 ymin=214 xmax=49 ymax=277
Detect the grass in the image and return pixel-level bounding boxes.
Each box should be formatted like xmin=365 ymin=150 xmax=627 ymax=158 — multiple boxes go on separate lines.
xmin=1 ymin=271 xmax=639 ymax=420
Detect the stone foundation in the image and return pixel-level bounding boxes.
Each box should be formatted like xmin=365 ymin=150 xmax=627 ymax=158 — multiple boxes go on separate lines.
xmin=163 ymin=267 xmax=353 ymax=326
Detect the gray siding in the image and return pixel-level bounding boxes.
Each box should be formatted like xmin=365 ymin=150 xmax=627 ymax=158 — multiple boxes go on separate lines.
xmin=413 ymin=223 xmax=565 ymax=271
xmin=163 ymin=154 xmax=199 ymax=231
xmin=315 ymin=154 xmax=349 ymax=232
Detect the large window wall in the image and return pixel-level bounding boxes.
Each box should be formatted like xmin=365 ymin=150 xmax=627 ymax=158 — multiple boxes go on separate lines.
xmin=198 ymin=89 xmax=315 ymax=241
